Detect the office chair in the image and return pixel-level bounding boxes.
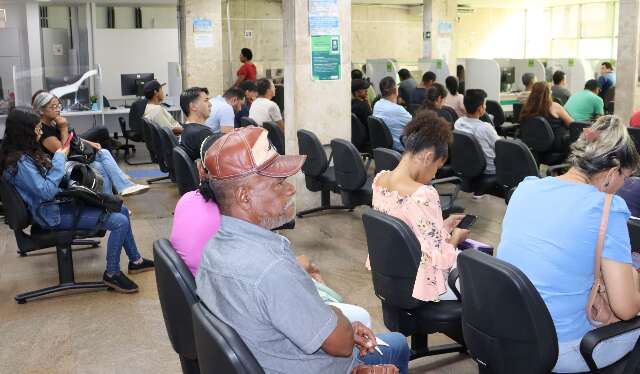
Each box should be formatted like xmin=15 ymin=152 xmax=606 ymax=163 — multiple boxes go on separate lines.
xmin=512 ymin=102 xmax=523 ymax=124
xmin=458 ymin=249 xmax=640 ymax=373
xmin=604 ymin=87 xmax=615 ymax=115
xmin=117 ymin=117 xmax=138 ymax=157
xmin=296 ymin=130 xmax=348 ymax=218
xmin=123 ymin=99 xmax=153 ymax=165
xmin=192 ymin=301 xmax=265 ymax=374
xmin=367 ymin=116 xmax=394 ymax=150
xmin=145 ymin=120 xmax=172 ymax=184
xmin=436 ymin=107 xmax=455 ymax=126
xmin=263 ymin=121 xmax=285 ymax=155
xmin=440 ymin=106 xmax=459 ymax=124
xmin=153 ymin=239 xmax=200 ymax=374
xmin=159 ymin=126 xmax=179 ymax=182
xmin=239 ymin=117 xmax=259 ymax=127
xmin=372 ymin=148 xmax=463 ymax=215
xmin=519 ymin=116 xmax=567 ymax=166
xmin=0 ymin=179 xmax=107 ymax=303
xmin=451 ymin=130 xmax=501 ymax=197
xmin=362 ymin=209 xmax=465 ymax=360
xmin=172 ymin=146 xmax=199 ymax=196
xmin=485 ymin=100 xmax=518 ymax=137
xmin=351 ymin=113 xmax=371 ymax=156
xmin=494 ymin=139 xmax=539 ymax=204
xmin=569 ymin=121 xmax=592 ymax=144
xmin=330 ymin=139 xmax=374 ymax=209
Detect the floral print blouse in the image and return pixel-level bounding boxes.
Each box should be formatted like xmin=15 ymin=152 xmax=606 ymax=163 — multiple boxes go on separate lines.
xmin=368 ymin=171 xmax=457 ymax=302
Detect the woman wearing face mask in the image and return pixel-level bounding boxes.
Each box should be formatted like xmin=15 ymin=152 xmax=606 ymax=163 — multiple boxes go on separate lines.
xmin=369 ymin=110 xmax=469 ymax=302
xmin=498 ymin=115 xmax=640 ymax=372
xmin=0 ymin=109 xmax=154 ymax=292
xmin=32 ymin=91 xmax=148 ymax=196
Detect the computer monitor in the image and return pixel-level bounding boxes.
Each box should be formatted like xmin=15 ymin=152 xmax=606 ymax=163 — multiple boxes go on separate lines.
xmin=46 ymin=75 xmax=89 ymax=104
xmin=120 ymin=73 xmax=154 ymax=97
xmin=500 ymin=67 xmax=515 ymax=92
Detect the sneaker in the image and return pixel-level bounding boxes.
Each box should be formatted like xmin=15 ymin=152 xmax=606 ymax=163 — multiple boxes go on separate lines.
xmin=120 ymin=184 xmax=150 ymax=197
xmin=128 ymin=258 xmax=155 ymax=274
xmin=103 ymin=271 xmax=139 ymax=293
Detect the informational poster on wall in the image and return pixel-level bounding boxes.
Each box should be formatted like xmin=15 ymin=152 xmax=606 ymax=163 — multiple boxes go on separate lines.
xmin=192 ymin=18 xmax=213 ymax=48
xmin=311 ymin=35 xmax=341 ymax=80
xmin=309 ymin=0 xmax=339 ymax=36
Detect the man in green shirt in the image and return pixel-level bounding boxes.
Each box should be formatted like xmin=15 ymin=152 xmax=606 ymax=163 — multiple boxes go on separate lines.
xmin=564 ymin=79 xmax=604 ymax=122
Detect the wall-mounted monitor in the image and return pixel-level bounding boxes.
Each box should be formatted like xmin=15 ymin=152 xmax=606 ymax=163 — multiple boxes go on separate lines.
xmin=120 ymin=73 xmax=154 ymax=96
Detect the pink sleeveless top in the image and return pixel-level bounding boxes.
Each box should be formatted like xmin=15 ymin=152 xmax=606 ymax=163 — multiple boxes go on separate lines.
xmin=370 ymin=171 xmax=457 ymax=302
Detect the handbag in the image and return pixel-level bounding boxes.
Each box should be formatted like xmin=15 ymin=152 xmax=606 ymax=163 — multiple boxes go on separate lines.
xmin=56 ymin=184 xmax=123 ymax=213
xmin=67 ymin=129 xmax=96 ymax=164
xmin=352 ymin=364 xmax=398 ymax=374
xmin=586 ymin=193 xmax=620 ymax=326
xmin=61 ymin=161 xmax=104 ymax=193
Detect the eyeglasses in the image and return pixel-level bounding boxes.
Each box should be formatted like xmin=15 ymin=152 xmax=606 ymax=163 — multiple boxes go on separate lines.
xmin=45 ymin=104 xmax=62 ymax=110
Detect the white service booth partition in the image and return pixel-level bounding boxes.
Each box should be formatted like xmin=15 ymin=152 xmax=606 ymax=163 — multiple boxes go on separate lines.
xmin=544 ymin=59 xmax=594 ymax=94
xmin=458 ymin=58 xmax=500 ymax=102
xmin=417 ymin=58 xmax=450 ymax=85
xmin=496 ymin=59 xmax=546 ymax=92
xmin=365 ymin=59 xmax=399 ymax=96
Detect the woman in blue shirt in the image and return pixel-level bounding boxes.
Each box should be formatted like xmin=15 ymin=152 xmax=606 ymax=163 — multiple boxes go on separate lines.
xmin=497 ymin=115 xmax=640 ymax=372
xmin=0 ymin=109 xmax=154 ymax=293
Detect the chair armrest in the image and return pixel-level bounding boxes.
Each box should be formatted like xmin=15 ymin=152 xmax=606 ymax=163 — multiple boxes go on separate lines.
xmin=431 ymin=176 xmax=462 ymax=186
xmin=447 ymin=268 xmax=461 ymax=301
xmin=579 ymin=316 xmax=640 ymax=371
xmin=546 ymin=163 xmax=570 ymax=177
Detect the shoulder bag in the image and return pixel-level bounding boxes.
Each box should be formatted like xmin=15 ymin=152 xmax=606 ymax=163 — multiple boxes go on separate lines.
xmin=586 ymin=193 xmax=620 ymax=326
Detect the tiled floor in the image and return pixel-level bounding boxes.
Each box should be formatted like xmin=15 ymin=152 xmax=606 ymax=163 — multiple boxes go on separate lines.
xmin=0 ymin=149 xmax=507 ymax=374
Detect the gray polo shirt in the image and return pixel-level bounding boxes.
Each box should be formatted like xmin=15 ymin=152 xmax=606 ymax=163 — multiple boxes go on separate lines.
xmin=196 ymin=215 xmax=356 ymax=374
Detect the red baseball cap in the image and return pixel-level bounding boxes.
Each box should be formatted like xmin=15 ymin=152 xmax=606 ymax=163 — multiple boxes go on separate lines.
xmin=204 ymin=127 xmax=306 ymax=181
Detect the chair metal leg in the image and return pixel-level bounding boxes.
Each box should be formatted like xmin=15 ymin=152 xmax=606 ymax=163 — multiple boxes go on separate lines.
xmin=147 ymin=175 xmax=171 ymax=184
xmin=409 ymin=334 xmax=466 ymax=360
xmin=296 ymin=189 xmax=349 ymax=218
xmin=15 ymin=244 xmax=107 ymax=304
xmin=179 ymin=356 xmax=200 ymax=374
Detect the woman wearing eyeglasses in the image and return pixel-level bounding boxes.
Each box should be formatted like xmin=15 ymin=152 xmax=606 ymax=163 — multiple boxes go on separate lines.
xmin=32 ymin=91 xmax=148 ymax=196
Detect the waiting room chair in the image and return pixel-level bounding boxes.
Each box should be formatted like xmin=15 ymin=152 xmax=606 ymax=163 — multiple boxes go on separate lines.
xmin=159 ymin=126 xmax=179 ymax=182
xmin=0 ymin=179 xmax=107 ymax=304
xmin=263 ymin=121 xmax=285 ymax=155
xmin=569 ymin=121 xmax=592 ymax=144
xmin=519 ymin=116 xmax=567 ymax=167
xmin=436 ymin=108 xmax=455 ymax=126
xmin=125 ymin=99 xmax=154 ymax=165
xmin=117 ymin=117 xmax=138 ymax=159
xmin=451 ymin=130 xmax=501 ymax=197
xmin=351 ymin=113 xmax=371 ymax=156
xmin=362 ymin=209 xmax=466 ymax=360
xmin=457 ymin=249 xmax=640 ymax=374
xmin=494 ymin=139 xmax=539 ymax=204
xmin=440 ymin=106 xmax=459 ymax=124
xmin=512 ymin=102 xmax=523 ymax=124
xmin=485 ymin=100 xmax=518 ymax=137
xmin=239 ymin=117 xmax=259 ymax=128
xmin=296 ymin=129 xmax=348 ymax=217
xmin=172 ymin=146 xmax=200 ymax=196
xmin=145 ymin=120 xmax=172 ymax=184
xmin=604 ymin=87 xmax=615 ymax=115
xmin=628 ymin=127 xmax=640 ymax=154
xmin=330 ymin=139 xmax=374 ymax=209
xmin=372 ymin=148 xmax=463 ymax=215
xmin=192 ymin=301 xmax=265 ymax=374
xmin=141 ymin=117 xmax=159 ymax=164
xmin=153 ymin=239 xmax=200 ymax=374
xmin=367 ymin=116 xmax=394 ymax=150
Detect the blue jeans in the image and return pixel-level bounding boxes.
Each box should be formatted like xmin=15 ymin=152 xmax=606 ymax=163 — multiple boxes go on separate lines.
xmin=54 ymin=203 xmax=141 ymax=274
xmin=355 ymin=332 xmax=410 ymax=374
xmin=91 ymin=149 xmax=133 ymax=194
xmin=554 ymin=328 xmax=640 ymax=372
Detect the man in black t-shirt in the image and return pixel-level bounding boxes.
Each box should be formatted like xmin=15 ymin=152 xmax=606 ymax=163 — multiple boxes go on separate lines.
xmin=351 ymin=79 xmax=372 ymax=127
xmin=179 ymin=87 xmax=213 ymax=160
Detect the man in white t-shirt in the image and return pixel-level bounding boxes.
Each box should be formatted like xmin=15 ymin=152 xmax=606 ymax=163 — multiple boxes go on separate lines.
xmin=249 ymin=78 xmax=284 ymax=131
xmin=204 ymin=87 xmax=244 ymax=133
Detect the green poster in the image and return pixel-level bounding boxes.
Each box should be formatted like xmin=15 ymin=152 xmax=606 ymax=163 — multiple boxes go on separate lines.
xmin=311 ymin=35 xmax=341 ymax=81
xmin=568 ymin=58 xmax=575 ymax=67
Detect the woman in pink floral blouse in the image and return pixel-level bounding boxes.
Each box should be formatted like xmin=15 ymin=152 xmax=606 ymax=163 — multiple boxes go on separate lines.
xmin=371 ymin=111 xmax=470 ymax=301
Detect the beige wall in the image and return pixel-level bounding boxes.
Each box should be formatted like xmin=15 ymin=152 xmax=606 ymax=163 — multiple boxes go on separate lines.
xmin=455 ymin=8 xmax=526 ymax=59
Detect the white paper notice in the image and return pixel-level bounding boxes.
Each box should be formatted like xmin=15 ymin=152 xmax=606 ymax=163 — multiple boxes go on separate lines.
xmin=194 ymin=34 xmax=213 ymax=49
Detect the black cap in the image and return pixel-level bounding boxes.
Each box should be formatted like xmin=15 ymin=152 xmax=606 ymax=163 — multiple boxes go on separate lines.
xmin=351 ymin=79 xmax=370 ymax=94
xmin=143 ymin=79 xmax=166 ymax=96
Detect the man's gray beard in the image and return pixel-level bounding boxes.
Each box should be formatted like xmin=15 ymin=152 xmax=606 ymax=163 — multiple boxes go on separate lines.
xmin=259 ymin=199 xmax=296 ymax=230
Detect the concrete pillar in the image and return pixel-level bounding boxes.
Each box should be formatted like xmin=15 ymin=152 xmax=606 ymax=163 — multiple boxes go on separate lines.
xmin=614 ymin=0 xmax=640 ymax=124
xmin=422 ymin=0 xmax=457 ymax=65
xmin=178 ymin=0 xmax=224 ymax=95
xmin=282 ymin=0 xmax=351 ymax=210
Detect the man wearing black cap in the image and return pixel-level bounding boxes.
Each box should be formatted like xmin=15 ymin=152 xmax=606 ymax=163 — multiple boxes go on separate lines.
xmin=143 ymin=79 xmax=183 ymax=135
xmin=351 ymin=79 xmax=371 ymax=127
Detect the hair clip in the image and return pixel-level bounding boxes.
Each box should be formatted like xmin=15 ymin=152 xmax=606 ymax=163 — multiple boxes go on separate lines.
xmin=582 ymin=128 xmax=600 ymax=142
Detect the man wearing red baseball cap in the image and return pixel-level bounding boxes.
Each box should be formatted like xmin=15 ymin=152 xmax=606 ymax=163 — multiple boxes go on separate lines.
xmin=195 ymin=127 xmax=409 ymax=373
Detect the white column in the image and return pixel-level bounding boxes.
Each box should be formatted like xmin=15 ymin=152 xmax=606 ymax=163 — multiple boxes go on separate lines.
xmin=614 ymin=0 xmax=640 ymax=124
xmin=282 ymin=0 xmax=351 ymax=210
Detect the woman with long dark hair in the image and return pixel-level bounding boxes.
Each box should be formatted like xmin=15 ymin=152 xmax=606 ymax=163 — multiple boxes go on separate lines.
xmin=0 ymin=109 xmax=154 ymax=292
xmin=519 ymin=81 xmax=574 ymax=152
xmin=444 ymin=76 xmax=466 ymax=117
